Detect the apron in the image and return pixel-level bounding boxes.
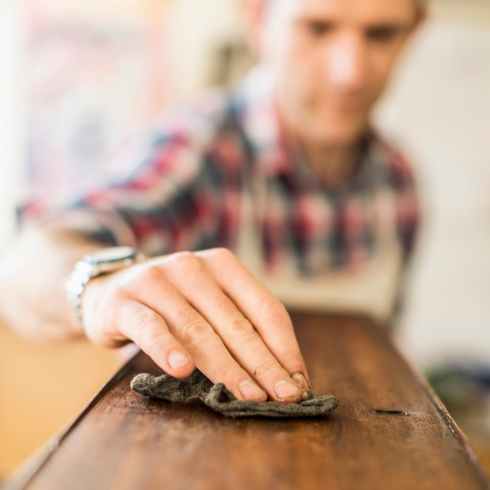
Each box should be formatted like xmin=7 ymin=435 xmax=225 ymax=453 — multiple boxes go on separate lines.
xmin=235 ymin=162 xmax=403 ymax=323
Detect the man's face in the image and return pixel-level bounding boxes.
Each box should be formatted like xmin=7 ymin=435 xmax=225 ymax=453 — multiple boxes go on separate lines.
xmin=255 ymin=0 xmax=421 ymax=147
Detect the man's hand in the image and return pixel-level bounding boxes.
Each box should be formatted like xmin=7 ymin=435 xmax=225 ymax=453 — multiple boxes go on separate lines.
xmin=82 ymin=248 xmax=311 ymax=404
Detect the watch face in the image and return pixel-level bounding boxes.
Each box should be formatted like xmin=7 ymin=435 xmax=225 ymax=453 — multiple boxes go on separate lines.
xmin=86 ymin=246 xmax=136 ymax=264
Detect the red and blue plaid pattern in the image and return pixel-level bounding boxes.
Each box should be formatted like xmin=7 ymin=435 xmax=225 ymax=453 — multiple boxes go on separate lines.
xmin=23 ymin=71 xmax=420 ymax=275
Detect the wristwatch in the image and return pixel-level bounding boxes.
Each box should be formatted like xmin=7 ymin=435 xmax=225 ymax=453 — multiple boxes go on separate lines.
xmin=65 ymin=246 xmax=146 ymax=325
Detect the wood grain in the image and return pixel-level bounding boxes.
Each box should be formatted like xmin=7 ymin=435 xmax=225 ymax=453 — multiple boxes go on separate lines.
xmin=13 ymin=314 xmax=490 ymax=490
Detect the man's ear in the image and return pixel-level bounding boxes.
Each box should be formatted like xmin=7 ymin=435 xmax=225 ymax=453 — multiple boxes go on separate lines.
xmin=242 ymin=0 xmax=268 ymax=58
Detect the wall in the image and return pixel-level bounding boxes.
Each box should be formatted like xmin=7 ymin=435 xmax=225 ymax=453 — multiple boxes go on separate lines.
xmin=375 ymin=0 xmax=490 ymax=366
xmin=0 ymin=0 xmax=489 ymax=478
xmin=0 ymin=0 xmax=25 ymax=253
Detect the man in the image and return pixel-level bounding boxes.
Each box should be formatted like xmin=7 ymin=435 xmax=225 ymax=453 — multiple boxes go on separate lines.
xmin=0 ymin=0 xmax=422 ymax=405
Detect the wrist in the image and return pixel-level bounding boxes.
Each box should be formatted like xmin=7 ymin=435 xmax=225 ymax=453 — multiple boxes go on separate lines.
xmin=65 ymin=246 xmax=145 ymax=329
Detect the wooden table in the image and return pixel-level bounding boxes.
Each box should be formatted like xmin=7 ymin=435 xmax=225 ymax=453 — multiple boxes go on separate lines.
xmin=6 ymin=314 xmax=490 ymax=490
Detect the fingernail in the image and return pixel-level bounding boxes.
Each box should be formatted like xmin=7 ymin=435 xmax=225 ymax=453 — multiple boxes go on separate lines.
xmin=292 ymin=373 xmax=311 ymax=401
xmin=168 ymin=351 xmax=190 ymax=369
xmin=274 ymin=379 xmax=301 ymax=399
xmin=239 ymin=380 xmax=265 ymax=401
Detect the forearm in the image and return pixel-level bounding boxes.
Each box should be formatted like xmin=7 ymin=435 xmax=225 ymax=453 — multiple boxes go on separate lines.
xmin=0 ymin=226 xmax=106 ymax=342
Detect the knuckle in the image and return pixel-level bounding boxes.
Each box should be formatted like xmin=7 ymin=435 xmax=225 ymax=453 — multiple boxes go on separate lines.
xmin=143 ymin=329 xmax=172 ymax=353
xmin=179 ymin=318 xmax=212 ymax=345
xmin=128 ymin=307 xmax=159 ymax=332
xmin=225 ymin=316 xmax=255 ymax=338
xmin=172 ymin=251 xmax=201 ymax=272
xmin=286 ymin=353 xmax=307 ymax=372
xmin=137 ymin=264 xmax=166 ymax=286
xmin=253 ymin=358 xmax=283 ymax=378
xmin=211 ymin=247 xmax=235 ymax=263
xmin=213 ymin=360 xmax=244 ymax=384
xmin=97 ymin=286 xmax=128 ymax=322
xmin=107 ymin=285 xmax=129 ymax=306
xmin=264 ymin=301 xmax=291 ymax=327
xmin=130 ymin=309 xmax=172 ymax=350
xmin=258 ymin=357 xmax=281 ymax=373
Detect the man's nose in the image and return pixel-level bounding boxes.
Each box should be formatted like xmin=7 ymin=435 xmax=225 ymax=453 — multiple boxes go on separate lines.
xmin=323 ymin=34 xmax=368 ymax=91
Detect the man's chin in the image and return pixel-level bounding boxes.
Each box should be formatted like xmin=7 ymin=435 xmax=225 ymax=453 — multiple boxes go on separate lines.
xmin=308 ymin=124 xmax=367 ymax=148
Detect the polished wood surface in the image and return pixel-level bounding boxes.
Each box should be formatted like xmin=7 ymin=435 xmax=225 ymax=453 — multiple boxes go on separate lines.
xmin=0 ymin=323 xmax=116 ymax=478
xmin=11 ymin=314 xmax=490 ymax=490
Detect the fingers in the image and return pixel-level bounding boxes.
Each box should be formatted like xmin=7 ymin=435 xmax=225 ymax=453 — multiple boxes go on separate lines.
xmin=160 ymin=252 xmax=305 ymax=403
xmin=129 ymin=268 xmax=268 ymax=402
xmin=196 ymin=248 xmax=311 ymax=395
xmin=89 ymin=249 xmax=310 ymax=404
xmin=116 ymin=300 xmax=195 ymax=378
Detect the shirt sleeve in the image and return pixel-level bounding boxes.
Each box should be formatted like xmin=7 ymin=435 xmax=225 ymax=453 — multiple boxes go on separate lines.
xmin=19 ymin=127 xmax=224 ymax=258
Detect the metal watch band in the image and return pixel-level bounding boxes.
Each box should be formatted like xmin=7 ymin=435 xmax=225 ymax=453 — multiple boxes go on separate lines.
xmin=65 ymin=260 xmax=95 ymax=324
xmin=65 ymin=248 xmax=146 ymax=326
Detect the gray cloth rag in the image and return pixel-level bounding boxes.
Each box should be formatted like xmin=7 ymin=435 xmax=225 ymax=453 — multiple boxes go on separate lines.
xmin=131 ymin=369 xmax=339 ymax=419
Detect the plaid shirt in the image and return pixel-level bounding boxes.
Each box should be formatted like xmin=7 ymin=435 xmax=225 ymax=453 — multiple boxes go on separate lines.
xmin=24 ymin=69 xmax=420 ymax=276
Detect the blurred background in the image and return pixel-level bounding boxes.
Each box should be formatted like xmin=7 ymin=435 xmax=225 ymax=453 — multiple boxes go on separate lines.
xmin=1 ymin=0 xmax=490 ymax=478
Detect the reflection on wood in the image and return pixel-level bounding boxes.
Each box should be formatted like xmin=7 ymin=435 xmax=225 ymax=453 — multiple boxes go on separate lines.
xmin=0 ymin=323 xmax=116 ymax=478
xmin=8 ymin=314 xmax=490 ymax=490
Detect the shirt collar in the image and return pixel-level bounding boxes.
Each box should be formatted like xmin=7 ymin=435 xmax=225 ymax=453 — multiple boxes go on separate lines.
xmin=235 ymin=65 xmax=382 ymax=189
xmin=235 ymin=65 xmax=292 ymax=176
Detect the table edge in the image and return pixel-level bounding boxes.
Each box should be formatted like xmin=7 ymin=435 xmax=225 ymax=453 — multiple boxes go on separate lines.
xmin=3 ymin=314 xmax=489 ymax=490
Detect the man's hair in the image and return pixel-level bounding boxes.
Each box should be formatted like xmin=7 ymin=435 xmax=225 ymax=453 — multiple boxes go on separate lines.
xmin=260 ymin=0 xmax=428 ymax=7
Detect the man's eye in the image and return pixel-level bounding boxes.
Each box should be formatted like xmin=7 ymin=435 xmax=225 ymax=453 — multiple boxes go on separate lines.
xmin=365 ymin=26 xmax=400 ymax=43
xmin=306 ymin=22 xmax=333 ymax=37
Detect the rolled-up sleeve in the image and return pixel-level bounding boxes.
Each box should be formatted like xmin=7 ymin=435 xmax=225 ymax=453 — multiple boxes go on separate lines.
xmin=19 ymin=128 xmax=218 ymax=258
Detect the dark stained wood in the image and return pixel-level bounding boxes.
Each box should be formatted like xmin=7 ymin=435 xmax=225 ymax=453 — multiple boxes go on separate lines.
xmin=15 ymin=314 xmax=490 ymax=490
